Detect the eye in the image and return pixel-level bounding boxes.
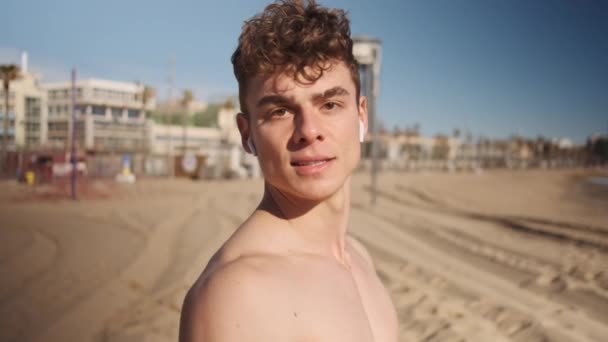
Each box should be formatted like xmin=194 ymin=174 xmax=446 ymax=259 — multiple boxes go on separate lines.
xmin=322 ymin=102 xmax=338 ymax=111
xmin=270 ymin=108 xmax=289 ymax=117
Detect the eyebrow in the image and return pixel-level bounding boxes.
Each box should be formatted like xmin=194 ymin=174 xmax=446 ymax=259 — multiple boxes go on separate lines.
xmin=256 ymin=94 xmax=290 ymax=109
xmin=255 ymin=86 xmax=350 ymax=109
xmin=311 ymin=86 xmax=350 ymax=102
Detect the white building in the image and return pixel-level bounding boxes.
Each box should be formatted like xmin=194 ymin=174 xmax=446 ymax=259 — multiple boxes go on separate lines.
xmin=363 ymin=133 xmax=461 ymax=171
xmin=42 ymin=75 xmax=259 ymax=178
xmin=45 ymin=78 xmax=155 ymax=153
xmin=0 ymin=54 xmax=48 ymax=151
xmin=156 ymin=98 xmax=208 ymax=116
xmin=148 ymin=123 xmax=222 ymax=155
xmin=147 ymin=105 xmax=259 ymax=178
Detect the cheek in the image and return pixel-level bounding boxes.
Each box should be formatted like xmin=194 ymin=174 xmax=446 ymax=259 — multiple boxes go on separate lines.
xmin=256 ymin=120 xmax=296 ymax=154
xmin=343 ymin=121 xmax=362 ymax=163
xmin=336 ymin=120 xmax=360 ymax=146
xmin=347 ymin=140 xmax=362 ymax=166
xmin=256 ymin=134 xmax=289 ymax=174
xmin=257 ymin=129 xmax=286 ymax=156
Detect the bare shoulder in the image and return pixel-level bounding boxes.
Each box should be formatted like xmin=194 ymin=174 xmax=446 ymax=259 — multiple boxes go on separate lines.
xmin=346 ymin=234 xmax=375 ymax=270
xmin=179 ymin=252 xmax=282 ymax=342
xmin=179 ymin=213 xmax=291 ymax=342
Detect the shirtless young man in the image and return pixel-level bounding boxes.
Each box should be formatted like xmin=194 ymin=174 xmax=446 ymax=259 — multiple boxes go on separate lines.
xmin=179 ymin=1 xmax=398 ymax=341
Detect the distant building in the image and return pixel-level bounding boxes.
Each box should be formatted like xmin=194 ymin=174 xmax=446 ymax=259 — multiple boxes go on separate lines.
xmin=586 ymin=134 xmax=608 ymax=165
xmin=217 ymin=105 xmax=241 ymax=145
xmin=156 ymin=98 xmax=208 ymax=116
xmin=0 ymin=55 xmax=48 ymax=151
xmin=148 ymin=123 xmax=223 ymax=156
xmin=147 ymin=105 xmax=240 ymax=157
xmin=365 ymin=132 xmax=459 ymax=170
xmin=44 ymin=78 xmax=156 ymax=153
xmin=146 ymin=105 xmax=259 ymax=178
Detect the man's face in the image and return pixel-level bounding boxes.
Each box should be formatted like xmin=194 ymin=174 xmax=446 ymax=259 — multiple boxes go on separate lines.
xmin=238 ymin=61 xmax=367 ymax=201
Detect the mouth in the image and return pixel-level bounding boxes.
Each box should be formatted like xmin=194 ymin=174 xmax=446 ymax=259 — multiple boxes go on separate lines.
xmin=290 ymin=158 xmax=335 ymax=167
xmin=290 ymin=157 xmax=336 ymax=175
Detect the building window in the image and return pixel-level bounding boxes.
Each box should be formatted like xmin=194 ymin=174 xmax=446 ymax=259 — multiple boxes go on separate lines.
xmin=0 ymin=105 xmax=15 ymax=113
xmin=0 ymin=91 xmax=16 ymax=99
xmin=127 ymin=109 xmax=140 ymax=118
xmin=25 ymin=97 xmax=41 ymax=123
xmin=92 ymin=105 xmax=106 ymax=116
xmin=74 ymin=105 xmax=87 ymax=115
xmin=111 ymin=107 xmax=122 ymax=119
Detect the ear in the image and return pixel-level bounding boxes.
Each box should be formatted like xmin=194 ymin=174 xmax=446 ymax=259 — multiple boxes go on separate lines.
xmin=236 ymin=112 xmax=253 ymax=154
xmin=358 ymin=96 xmax=369 ymax=137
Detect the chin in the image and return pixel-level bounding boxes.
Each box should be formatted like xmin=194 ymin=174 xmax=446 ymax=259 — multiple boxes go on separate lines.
xmin=288 ymin=177 xmax=345 ymax=202
xmin=279 ymin=164 xmax=355 ymax=202
xmin=262 ymin=156 xmax=358 ymax=202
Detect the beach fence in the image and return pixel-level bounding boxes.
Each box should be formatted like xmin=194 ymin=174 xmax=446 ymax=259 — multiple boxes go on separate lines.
xmin=86 ymin=153 xmax=146 ymax=178
xmin=2 ymin=151 xmax=56 ymax=182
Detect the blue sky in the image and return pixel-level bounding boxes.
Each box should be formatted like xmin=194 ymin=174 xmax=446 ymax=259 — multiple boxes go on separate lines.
xmin=2 ymin=0 xmax=607 ymax=143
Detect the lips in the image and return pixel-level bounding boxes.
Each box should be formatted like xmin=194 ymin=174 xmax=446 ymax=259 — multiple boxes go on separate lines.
xmin=290 ymin=157 xmax=335 ymax=166
xmin=291 ymin=159 xmax=333 ymax=166
xmin=290 ymin=156 xmax=336 ymax=175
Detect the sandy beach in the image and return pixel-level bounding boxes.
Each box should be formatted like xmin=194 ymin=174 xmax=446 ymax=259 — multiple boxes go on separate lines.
xmin=1 ymin=169 xmax=607 ymax=341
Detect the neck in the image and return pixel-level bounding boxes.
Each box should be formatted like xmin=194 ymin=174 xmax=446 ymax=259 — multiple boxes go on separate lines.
xmin=258 ymin=178 xmax=352 ymax=263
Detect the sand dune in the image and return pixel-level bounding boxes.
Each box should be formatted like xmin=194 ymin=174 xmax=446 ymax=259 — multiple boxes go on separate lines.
xmin=0 ymin=169 xmax=606 ymax=341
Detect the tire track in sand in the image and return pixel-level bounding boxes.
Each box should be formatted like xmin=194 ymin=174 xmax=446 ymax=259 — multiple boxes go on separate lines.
xmin=0 ymin=227 xmax=59 ymax=304
xmin=97 ymin=191 xmax=255 ymax=342
xmin=370 ymin=184 xmax=608 ymax=320
xmin=350 ymin=206 xmax=608 ymax=341
xmin=28 ymin=199 xmax=200 ymax=342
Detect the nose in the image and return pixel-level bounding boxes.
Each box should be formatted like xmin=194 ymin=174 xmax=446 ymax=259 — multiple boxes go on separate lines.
xmin=292 ymin=108 xmax=324 ymax=145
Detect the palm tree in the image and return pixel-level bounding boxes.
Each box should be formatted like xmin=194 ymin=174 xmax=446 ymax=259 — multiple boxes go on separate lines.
xmin=180 ymin=89 xmax=193 ymax=153
xmin=141 ymin=85 xmax=155 ymax=119
xmin=222 ymin=98 xmax=235 ymax=110
xmin=1 ymin=64 xmax=20 ymax=174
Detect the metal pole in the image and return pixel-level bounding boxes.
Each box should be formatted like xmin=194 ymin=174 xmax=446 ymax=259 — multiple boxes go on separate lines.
xmin=367 ymin=64 xmax=378 ymax=206
xmin=166 ymin=57 xmax=174 ymax=177
xmin=70 ymin=69 xmax=77 ymax=200
xmin=2 ymin=78 xmax=8 ymax=175
xmin=353 ymin=37 xmax=382 ymax=205
xmin=182 ymin=110 xmax=187 ymax=155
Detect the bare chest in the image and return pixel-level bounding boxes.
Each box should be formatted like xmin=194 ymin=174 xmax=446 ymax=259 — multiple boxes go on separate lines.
xmin=267 ymin=259 xmax=397 ymax=342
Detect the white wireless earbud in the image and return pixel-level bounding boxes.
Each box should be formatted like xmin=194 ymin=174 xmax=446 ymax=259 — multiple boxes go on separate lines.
xmin=247 ymin=136 xmax=257 ymax=156
xmin=359 ymin=120 xmax=365 ymax=143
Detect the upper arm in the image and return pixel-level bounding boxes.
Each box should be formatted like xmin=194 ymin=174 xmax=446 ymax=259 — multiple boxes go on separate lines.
xmin=178 ymin=260 xmax=278 ymax=342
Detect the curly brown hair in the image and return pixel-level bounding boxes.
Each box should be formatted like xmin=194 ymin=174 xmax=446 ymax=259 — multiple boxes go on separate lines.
xmin=231 ymin=0 xmax=360 ymax=114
